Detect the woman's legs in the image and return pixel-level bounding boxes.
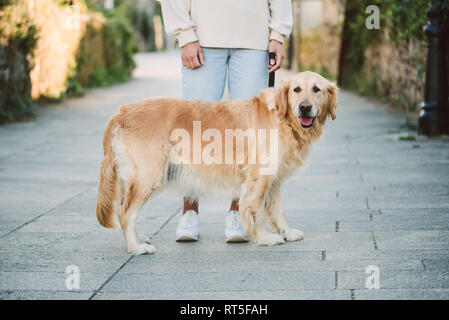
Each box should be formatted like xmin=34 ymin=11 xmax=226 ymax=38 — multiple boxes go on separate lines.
xmin=224 ymin=49 xmax=269 ymax=241
xmin=178 ymin=47 xmax=268 ymax=242
xmin=227 ymin=48 xmax=269 ymax=99
xmin=226 ymin=48 xmax=269 ymax=212
xmin=181 ymin=47 xmax=228 ymax=215
xmin=183 ymin=197 xmax=198 ymax=214
xmin=176 ymin=48 xmax=228 ymax=241
xmin=182 ymin=48 xmax=228 ymax=101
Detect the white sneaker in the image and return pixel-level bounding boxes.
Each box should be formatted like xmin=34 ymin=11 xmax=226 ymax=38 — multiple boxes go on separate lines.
xmin=225 ymin=210 xmax=249 ymax=243
xmin=176 ymin=210 xmax=200 ymax=241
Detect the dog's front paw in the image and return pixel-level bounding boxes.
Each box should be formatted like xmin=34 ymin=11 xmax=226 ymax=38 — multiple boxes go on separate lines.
xmin=128 ymin=242 xmax=156 ymax=255
xmin=138 ymin=233 xmax=151 ymax=243
xmin=283 ymin=228 xmax=304 ymax=242
xmin=257 ymin=233 xmax=285 ymax=246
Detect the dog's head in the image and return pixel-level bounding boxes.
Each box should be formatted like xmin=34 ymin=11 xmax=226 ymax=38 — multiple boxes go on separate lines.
xmin=275 ymin=71 xmax=338 ymax=131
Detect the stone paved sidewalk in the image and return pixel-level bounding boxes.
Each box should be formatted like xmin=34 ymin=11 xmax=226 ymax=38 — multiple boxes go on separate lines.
xmin=1 ymin=51 xmax=448 ymax=300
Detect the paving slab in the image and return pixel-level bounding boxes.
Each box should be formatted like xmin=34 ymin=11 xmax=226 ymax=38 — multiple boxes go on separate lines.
xmin=99 ymin=271 xmax=336 ymax=293
xmin=0 ymin=51 xmax=448 ymax=300
xmin=338 ymin=270 xmax=449 ymax=290
xmin=93 ymin=289 xmax=352 ymax=300
xmin=354 ymin=289 xmax=449 ymax=300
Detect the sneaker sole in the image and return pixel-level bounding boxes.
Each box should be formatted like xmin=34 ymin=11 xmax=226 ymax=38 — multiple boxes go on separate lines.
xmin=176 ymin=234 xmax=199 ymax=242
xmin=226 ymin=235 xmax=249 ymax=243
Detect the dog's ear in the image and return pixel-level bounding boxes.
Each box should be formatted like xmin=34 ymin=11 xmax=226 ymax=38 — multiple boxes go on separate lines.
xmin=327 ymin=82 xmax=338 ymax=120
xmin=275 ymin=80 xmax=290 ymax=117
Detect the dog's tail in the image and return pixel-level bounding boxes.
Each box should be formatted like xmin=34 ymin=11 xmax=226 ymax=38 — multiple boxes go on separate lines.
xmin=96 ymin=113 xmax=123 ymax=229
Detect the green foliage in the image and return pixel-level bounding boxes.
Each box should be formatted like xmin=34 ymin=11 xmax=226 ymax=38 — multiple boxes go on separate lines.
xmin=398 ymin=135 xmax=416 ymax=141
xmin=1 ymin=0 xmax=164 ymax=124
xmin=347 ymin=70 xmax=382 ymax=97
xmin=65 ymin=3 xmax=136 ymax=95
xmin=348 ymin=0 xmax=431 ymax=49
xmin=86 ymin=0 xmax=155 ymax=52
xmin=0 ymin=0 xmax=13 ymax=9
xmin=89 ymin=65 xmax=131 ymax=87
xmin=386 ymin=0 xmax=431 ymax=42
xmin=339 ymin=0 xmax=434 ymax=109
xmin=300 ymin=64 xmax=336 ymax=82
xmin=342 ymin=0 xmax=431 ymax=77
xmin=0 ymin=2 xmax=38 ymax=123
xmin=102 ymin=12 xmax=136 ymax=74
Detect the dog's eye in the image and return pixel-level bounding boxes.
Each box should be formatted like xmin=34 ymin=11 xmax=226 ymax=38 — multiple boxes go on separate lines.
xmin=313 ymin=86 xmax=321 ymax=93
xmin=293 ymin=87 xmax=301 ymax=93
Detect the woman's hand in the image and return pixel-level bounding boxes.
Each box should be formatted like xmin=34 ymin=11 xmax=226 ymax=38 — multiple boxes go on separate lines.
xmin=181 ymin=41 xmax=204 ymax=69
xmin=268 ymin=40 xmax=285 ymax=73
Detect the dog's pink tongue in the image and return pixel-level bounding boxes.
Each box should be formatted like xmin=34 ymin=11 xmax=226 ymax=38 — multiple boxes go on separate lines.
xmin=300 ymin=117 xmax=313 ymax=126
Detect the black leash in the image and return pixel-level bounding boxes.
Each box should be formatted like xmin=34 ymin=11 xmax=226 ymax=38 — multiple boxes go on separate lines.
xmin=268 ymin=52 xmax=276 ymax=87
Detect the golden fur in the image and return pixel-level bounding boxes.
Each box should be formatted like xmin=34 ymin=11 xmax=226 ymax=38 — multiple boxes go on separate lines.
xmin=96 ymin=71 xmax=338 ymax=254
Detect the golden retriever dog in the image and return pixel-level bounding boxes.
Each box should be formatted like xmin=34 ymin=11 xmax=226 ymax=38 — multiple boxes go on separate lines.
xmin=96 ymin=71 xmax=338 ymax=254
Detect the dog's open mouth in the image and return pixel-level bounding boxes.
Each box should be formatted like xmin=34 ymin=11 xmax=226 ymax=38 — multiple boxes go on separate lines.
xmin=299 ymin=116 xmax=316 ymax=128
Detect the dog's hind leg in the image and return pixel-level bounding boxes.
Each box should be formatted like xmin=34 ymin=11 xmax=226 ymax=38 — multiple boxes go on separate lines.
xmin=239 ymin=175 xmax=284 ymax=246
xmin=118 ymin=177 xmax=156 ymax=255
xmin=264 ymin=182 xmax=304 ymax=242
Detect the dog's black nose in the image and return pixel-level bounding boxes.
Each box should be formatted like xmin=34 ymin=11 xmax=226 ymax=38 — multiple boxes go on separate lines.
xmin=299 ymin=102 xmax=312 ymax=113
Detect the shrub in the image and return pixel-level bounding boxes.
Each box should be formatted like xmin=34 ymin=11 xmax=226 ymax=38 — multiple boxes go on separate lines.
xmin=68 ymin=8 xmax=136 ymax=92
xmin=1 ymin=0 xmax=140 ymax=123
xmin=338 ymin=0 xmax=437 ymax=111
xmin=0 ymin=1 xmax=37 ymax=123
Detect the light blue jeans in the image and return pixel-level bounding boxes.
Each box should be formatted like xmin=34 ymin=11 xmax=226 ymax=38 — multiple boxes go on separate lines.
xmin=182 ymin=48 xmax=269 ymax=100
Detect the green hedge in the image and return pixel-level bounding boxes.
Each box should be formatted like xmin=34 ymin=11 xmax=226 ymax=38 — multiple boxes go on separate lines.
xmin=0 ymin=2 xmax=37 ymax=123
xmin=68 ymin=8 xmax=136 ymax=94
xmin=335 ymin=0 xmax=449 ymax=112
xmin=86 ymin=0 xmax=156 ymax=51
xmin=0 ymin=0 xmax=141 ymax=122
xmin=339 ymin=0 xmax=431 ymax=89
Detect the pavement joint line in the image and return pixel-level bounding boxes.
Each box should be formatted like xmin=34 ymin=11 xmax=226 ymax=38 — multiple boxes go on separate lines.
xmin=365 ymin=197 xmax=370 ymax=210
xmin=89 ymin=207 xmax=181 ymax=300
xmin=0 ymin=289 xmax=93 ymax=293
xmin=150 ymin=207 xmax=182 ymax=239
xmin=113 ymin=271 xmax=340 ymax=276
xmin=88 ymin=255 xmax=134 ymax=300
xmin=321 ymin=251 xmax=326 ymax=261
xmin=0 ymin=187 xmax=94 ymax=239
xmin=334 ymin=271 xmax=338 ymax=289
xmin=421 ymin=260 xmax=426 ymax=271
xmin=92 ymin=288 xmax=355 ymax=294
xmin=240 ymin=273 xmax=252 ymax=284
xmin=371 ymin=232 xmax=378 ymax=250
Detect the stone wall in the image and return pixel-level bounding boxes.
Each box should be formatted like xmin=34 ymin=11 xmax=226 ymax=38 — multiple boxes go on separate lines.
xmin=364 ymin=34 xmax=426 ymax=111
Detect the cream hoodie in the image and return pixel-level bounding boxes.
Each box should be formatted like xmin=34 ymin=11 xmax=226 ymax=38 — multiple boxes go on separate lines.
xmin=161 ymin=0 xmax=293 ymax=50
